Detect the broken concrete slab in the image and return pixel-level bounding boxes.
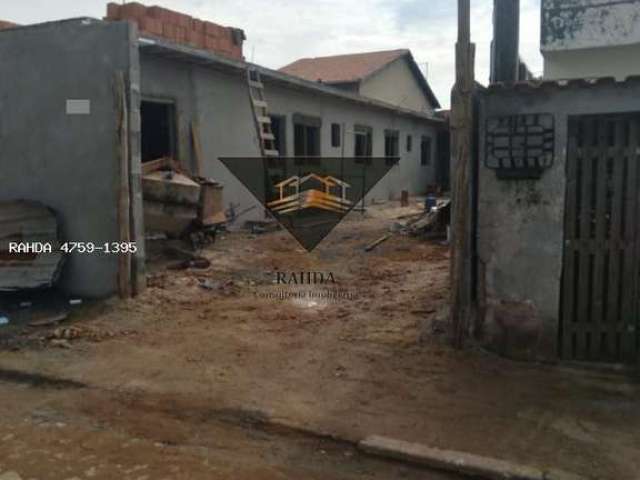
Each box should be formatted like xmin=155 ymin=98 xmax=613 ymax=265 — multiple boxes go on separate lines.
xmin=359 ymin=435 xmax=581 ymax=480
xmin=0 ymin=201 xmax=64 ymax=291
xmin=142 ymin=171 xmax=201 ymax=206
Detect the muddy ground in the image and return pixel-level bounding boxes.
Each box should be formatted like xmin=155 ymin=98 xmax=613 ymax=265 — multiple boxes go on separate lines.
xmin=1 ymin=204 xmax=639 ymax=480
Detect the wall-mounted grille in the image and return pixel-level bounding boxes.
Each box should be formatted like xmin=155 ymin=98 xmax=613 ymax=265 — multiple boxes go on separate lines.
xmin=485 ymin=114 xmax=555 ymax=179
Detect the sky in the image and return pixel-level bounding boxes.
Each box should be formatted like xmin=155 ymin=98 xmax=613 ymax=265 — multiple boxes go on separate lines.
xmin=2 ymin=0 xmax=543 ymax=109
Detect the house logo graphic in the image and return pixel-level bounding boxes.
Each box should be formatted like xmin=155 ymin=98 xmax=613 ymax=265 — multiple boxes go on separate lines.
xmin=268 ymin=174 xmax=352 ymax=215
xmin=219 ymin=156 xmax=397 ymax=251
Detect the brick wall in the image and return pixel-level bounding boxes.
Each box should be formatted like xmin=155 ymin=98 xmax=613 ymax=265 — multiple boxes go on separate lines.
xmin=105 ymin=2 xmax=244 ymax=60
xmin=0 ymin=21 xmax=19 ymax=30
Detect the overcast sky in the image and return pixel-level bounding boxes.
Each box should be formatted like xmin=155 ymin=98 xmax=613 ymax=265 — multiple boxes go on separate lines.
xmin=3 ymin=0 xmax=543 ymax=109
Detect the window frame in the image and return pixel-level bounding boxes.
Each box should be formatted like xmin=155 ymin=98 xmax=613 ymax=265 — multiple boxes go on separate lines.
xmin=384 ymin=129 xmax=400 ymax=166
xmin=421 ymin=135 xmax=433 ymax=166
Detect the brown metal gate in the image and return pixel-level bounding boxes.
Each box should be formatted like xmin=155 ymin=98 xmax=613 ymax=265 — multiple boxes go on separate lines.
xmin=562 ymin=114 xmax=640 ymax=363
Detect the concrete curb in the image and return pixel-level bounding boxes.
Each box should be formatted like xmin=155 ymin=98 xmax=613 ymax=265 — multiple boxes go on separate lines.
xmin=359 ymin=436 xmax=582 ymax=480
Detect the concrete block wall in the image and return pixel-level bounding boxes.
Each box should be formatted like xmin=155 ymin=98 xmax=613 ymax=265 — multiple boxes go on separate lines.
xmin=106 ymin=2 xmax=244 ymax=60
xmin=477 ymin=81 xmax=640 ymax=361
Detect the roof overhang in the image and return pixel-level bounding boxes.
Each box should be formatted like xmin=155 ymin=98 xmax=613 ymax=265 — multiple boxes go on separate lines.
xmin=138 ymin=37 xmax=445 ymax=127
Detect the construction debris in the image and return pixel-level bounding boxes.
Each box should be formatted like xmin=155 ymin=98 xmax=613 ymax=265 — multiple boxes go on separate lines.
xmin=28 ymin=313 xmax=68 ymax=328
xmin=142 ymin=158 xmax=226 ymax=239
xmin=167 ymin=257 xmax=211 ymax=271
xmin=365 ymin=233 xmax=394 ymax=252
xmin=399 ymin=199 xmax=451 ymax=237
xmin=0 ymin=201 xmax=64 ymax=291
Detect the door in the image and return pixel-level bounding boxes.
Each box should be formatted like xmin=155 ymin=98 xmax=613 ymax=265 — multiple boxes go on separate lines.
xmin=561 ymin=114 xmax=640 ymax=363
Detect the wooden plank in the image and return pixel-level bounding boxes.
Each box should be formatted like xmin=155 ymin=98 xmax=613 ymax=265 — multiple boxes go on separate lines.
xmin=252 ymin=99 xmax=268 ymax=108
xmin=634 ymin=118 xmax=640 ymax=363
xmin=575 ymin=117 xmax=596 ymax=360
xmin=590 ymin=118 xmax=610 ymax=359
xmin=260 ymin=132 xmax=275 ymax=141
xmin=257 ymin=116 xmax=272 ymax=124
xmin=191 ymin=121 xmax=205 ymax=177
xmin=115 ymin=71 xmax=132 ymax=299
xmin=562 ymin=122 xmax=580 ymax=359
xmin=607 ymin=118 xmax=627 ymax=360
xmin=248 ymin=80 xmax=264 ymax=89
xmin=365 ymin=233 xmax=394 ymax=252
xmin=621 ymin=117 xmax=639 ymax=361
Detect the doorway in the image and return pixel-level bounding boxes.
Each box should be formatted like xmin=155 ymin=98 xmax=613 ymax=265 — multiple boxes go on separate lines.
xmin=140 ymin=100 xmax=176 ymax=163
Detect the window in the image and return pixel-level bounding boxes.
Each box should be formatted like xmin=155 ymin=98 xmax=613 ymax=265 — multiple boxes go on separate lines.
xmin=384 ymin=130 xmax=400 ymax=165
xmin=421 ymin=136 xmax=432 ymax=166
xmin=293 ymin=114 xmax=321 ymax=163
xmin=407 ymin=134 xmax=413 ymax=152
xmin=140 ymin=100 xmax=176 ymax=162
xmin=331 ymin=123 xmax=341 ymax=148
xmin=270 ymin=115 xmax=286 ymax=156
xmin=354 ymin=125 xmax=372 ymax=164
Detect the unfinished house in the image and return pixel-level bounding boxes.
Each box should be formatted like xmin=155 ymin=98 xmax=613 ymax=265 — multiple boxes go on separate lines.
xmin=475 ymin=0 xmax=640 ymax=364
xmin=0 ymin=3 xmax=444 ymax=299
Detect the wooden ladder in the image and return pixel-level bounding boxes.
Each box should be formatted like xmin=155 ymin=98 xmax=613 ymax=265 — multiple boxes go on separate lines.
xmin=247 ymin=67 xmax=279 ymax=157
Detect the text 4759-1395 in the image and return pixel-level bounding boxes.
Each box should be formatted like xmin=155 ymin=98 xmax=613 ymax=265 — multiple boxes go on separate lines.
xmin=8 ymin=242 xmax=138 ymax=255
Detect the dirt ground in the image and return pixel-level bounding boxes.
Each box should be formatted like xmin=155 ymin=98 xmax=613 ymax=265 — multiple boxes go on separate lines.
xmin=1 ymin=203 xmax=639 ymax=480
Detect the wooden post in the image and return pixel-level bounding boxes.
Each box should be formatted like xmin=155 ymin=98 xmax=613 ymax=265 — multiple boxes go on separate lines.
xmin=491 ymin=0 xmax=520 ymax=83
xmin=115 ymin=71 xmax=132 ymax=299
xmin=191 ymin=120 xmax=205 ymax=177
xmin=450 ymin=0 xmax=476 ymax=348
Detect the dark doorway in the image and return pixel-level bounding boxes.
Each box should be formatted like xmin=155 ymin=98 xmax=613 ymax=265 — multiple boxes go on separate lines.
xmin=562 ymin=113 xmax=640 ymax=363
xmin=270 ymin=115 xmax=286 ymax=156
xmin=141 ymin=100 xmax=176 ymax=163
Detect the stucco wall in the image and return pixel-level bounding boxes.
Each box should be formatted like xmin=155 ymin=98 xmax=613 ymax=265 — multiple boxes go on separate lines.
xmin=0 ymin=19 xmax=134 ymax=298
xmin=359 ymin=57 xmax=433 ymax=114
xmin=477 ymin=80 xmax=640 ymax=360
xmin=542 ymin=0 xmax=640 ymax=51
xmin=542 ymin=0 xmax=640 ymax=80
xmin=139 ymin=53 xmax=440 ymax=219
xmin=543 ymin=44 xmax=640 ymax=80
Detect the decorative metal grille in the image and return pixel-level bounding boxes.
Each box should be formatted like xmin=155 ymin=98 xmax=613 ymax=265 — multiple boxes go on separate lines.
xmin=485 ymin=113 xmax=555 ymax=179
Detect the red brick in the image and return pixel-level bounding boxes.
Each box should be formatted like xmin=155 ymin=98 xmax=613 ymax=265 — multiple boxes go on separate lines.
xmin=175 ymin=13 xmax=192 ymax=29
xmin=204 ymin=21 xmax=219 ymax=36
xmin=187 ymin=29 xmax=204 ymax=48
xmin=204 ymin=35 xmax=218 ymax=50
xmin=162 ymin=22 xmax=178 ymax=41
xmin=120 ymin=2 xmax=147 ymax=20
xmin=140 ymin=17 xmax=163 ymax=36
xmin=191 ymin=18 xmax=203 ymax=33
xmin=148 ymin=6 xmax=172 ymax=21
xmin=106 ymin=3 xmax=121 ymax=20
xmin=176 ymin=26 xmax=187 ymax=43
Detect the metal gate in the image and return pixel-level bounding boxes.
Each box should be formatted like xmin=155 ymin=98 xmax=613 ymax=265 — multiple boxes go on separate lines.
xmin=561 ymin=114 xmax=640 ymax=363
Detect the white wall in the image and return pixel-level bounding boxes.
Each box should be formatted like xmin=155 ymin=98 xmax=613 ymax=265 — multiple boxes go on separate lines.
xmin=266 ymin=82 xmax=439 ymax=203
xmin=359 ymin=57 xmax=434 ymax=114
xmin=542 ymin=0 xmax=640 ymax=80
xmin=140 ymin=54 xmax=440 ymax=223
xmin=543 ymin=44 xmax=640 ymax=80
